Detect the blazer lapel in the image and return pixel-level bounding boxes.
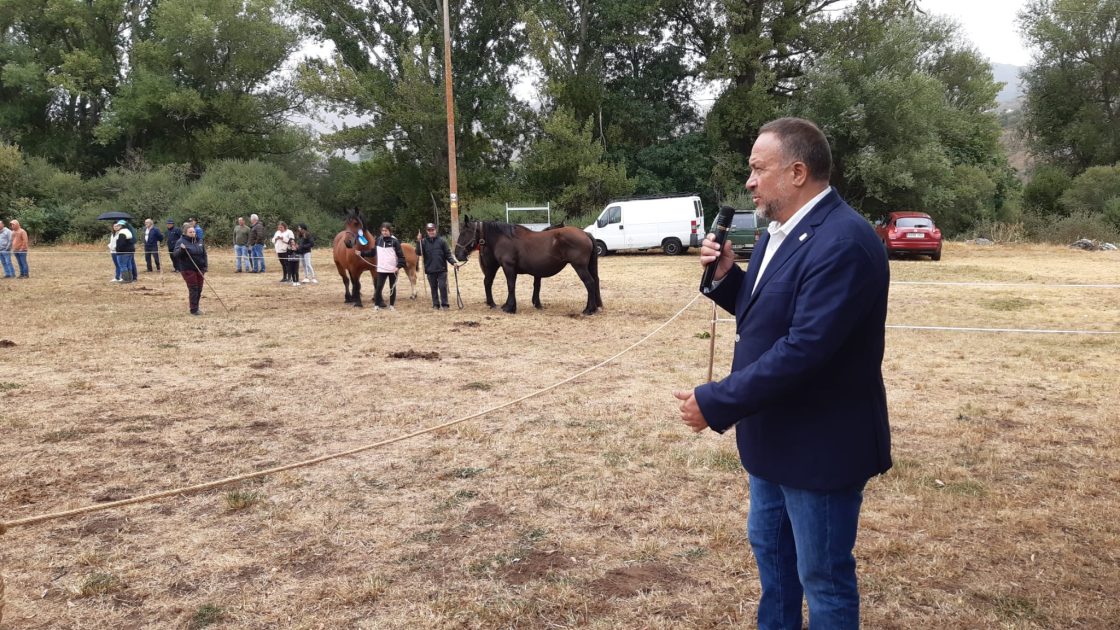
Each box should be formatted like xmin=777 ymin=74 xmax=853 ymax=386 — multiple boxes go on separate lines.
xmin=745 ymin=190 xmax=842 ymax=311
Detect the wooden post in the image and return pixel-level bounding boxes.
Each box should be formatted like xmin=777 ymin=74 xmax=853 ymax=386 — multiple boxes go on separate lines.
xmin=441 ymin=0 xmax=460 ymax=242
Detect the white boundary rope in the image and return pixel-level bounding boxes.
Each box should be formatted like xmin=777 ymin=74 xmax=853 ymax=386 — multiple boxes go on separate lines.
xmin=893 ymin=281 xmax=1120 ymax=289
xmin=0 ymin=294 xmax=703 ymax=533
xmin=886 ymin=324 xmax=1120 ymax=335
xmin=713 ymin=317 xmax=1118 ymax=335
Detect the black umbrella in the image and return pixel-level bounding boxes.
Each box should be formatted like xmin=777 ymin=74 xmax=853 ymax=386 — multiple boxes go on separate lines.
xmin=96 ymin=211 xmax=134 ymax=221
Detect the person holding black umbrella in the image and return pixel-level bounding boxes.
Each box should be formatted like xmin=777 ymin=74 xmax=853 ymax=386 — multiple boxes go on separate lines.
xmin=171 ymin=225 xmax=208 ymax=315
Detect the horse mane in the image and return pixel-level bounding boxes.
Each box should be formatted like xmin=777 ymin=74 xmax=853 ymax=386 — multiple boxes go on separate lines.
xmin=481 ymin=220 xmax=518 ymax=241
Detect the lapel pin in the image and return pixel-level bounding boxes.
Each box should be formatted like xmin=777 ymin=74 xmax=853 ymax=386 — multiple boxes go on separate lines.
xmin=799 ymin=232 xmax=808 ymax=242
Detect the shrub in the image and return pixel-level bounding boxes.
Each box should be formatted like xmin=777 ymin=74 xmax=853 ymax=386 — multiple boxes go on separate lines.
xmin=1037 ymin=211 xmax=1120 ymax=245
xmin=1059 ymin=164 xmax=1120 ymax=230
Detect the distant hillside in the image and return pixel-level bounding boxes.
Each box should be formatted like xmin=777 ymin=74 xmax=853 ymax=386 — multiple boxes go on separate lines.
xmin=992 ymin=63 xmax=1025 ymax=106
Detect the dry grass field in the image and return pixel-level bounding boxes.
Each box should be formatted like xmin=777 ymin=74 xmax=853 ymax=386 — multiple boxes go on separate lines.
xmin=1 ymin=241 xmax=1118 ymax=629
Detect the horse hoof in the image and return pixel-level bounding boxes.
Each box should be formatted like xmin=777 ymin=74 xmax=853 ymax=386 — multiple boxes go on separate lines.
xmin=352 ymin=303 xmax=363 ymax=308
xmin=534 ymin=304 xmax=543 ymax=310
xmin=502 ymin=306 xmax=516 ymax=314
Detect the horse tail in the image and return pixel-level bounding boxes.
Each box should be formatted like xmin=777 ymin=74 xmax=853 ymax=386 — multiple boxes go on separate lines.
xmin=586 ymin=231 xmax=603 ymax=309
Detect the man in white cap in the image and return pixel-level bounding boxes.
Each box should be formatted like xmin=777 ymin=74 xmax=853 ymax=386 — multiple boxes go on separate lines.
xmin=415 ymin=222 xmax=463 ymax=309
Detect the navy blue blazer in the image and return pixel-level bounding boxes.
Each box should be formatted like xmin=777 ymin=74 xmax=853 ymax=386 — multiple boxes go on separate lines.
xmin=694 ymin=188 xmax=891 ymax=491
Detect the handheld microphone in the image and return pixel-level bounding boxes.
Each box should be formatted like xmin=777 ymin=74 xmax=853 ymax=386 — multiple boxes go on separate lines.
xmin=699 ymin=205 xmax=737 ymax=294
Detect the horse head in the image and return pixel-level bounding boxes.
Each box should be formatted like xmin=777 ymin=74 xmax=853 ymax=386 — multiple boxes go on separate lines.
xmin=343 ymin=207 xmax=367 ymax=249
xmin=455 ymin=216 xmax=481 ymax=261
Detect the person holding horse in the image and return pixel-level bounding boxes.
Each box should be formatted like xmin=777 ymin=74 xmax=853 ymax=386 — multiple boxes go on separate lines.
xmin=171 ymin=224 xmax=208 ymax=315
xmin=359 ymin=222 xmax=405 ymax=310
xmin=416 ymin=222 xmax=462 ymax=309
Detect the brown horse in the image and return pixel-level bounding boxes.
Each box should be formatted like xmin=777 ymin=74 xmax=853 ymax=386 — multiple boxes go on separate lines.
xmin=454 ymin=217 xmax=602 ymax=315
xmin=332 ymin=208 xmax=419 ymax=307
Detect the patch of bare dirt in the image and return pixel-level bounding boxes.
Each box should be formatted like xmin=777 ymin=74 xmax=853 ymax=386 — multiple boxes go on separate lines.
xmin=453 ymin=321 xmax=480 ymax=327
xmin=498 ymin=550 xmax=575 ymax=585
xmin=388 ymin=349 xmax=440 ymax=360
xmin=249 ymin=358 xmax=273 ymax=369
xmin=73 ymin=515 xmax=129 ymax=538
xmin=0 ymin=339 xmax=16 ymax=347
xmin=464 ymin=502 xmax=505 ymax=525
xmin=588 ymin=563 xmax=691 ymax=598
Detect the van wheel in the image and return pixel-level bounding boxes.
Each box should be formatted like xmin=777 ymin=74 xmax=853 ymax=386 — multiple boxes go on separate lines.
xmin=662 ymin=238 xmax=683 ymax=255
xmin=594 ymin=240 xmax=608 ymax=257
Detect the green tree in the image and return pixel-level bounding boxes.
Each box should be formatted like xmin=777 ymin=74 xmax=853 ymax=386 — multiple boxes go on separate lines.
xmin=1019 ymin=0 xmax=1120 ymax=169
xmin=96 ymin=0 xmax=307 ymax=169
xmin=294 ymin=0 xmax=528 ymax=221
xmin=0 ymin=0 xmax=135 ymax=173
xmin=1059 ymin=164 xmax=1120 ymax=228
xmin=178 ymin=159 xmax=328 ymax=245
xmin=1022 ymin=165 xmax=1073 ymax=214
xmin=519 ymin=108 xmax=635 ymax=219
xmin=792 ymin=4 xmax=1013 ymax=231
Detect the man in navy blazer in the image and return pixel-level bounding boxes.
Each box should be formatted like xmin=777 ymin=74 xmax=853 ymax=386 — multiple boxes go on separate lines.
xmin=675 ymin=117 xmax=891 ymax=629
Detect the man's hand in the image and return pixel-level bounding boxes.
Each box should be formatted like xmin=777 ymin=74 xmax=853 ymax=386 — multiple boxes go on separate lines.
xmin=673 ymin=390 xmax=709 ymax=433
xmin=699 ymin=232 xmax=736 ymax=284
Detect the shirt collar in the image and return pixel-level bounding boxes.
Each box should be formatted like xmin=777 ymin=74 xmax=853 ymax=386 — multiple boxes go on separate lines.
xmin=766 ymin=186 xmax=831 ymax=237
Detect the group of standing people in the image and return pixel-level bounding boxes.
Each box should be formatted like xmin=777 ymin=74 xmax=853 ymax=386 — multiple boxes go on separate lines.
xmin=0 ymin=218 xmax=29 ymax=279
xmin=234 ymin=214 xmax=268 ymax=273
xmin=270 ymin=221 xmax=317 ymax=286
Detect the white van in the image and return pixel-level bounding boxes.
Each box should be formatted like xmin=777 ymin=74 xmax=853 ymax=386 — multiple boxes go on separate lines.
xmin=584 ymin=195 xmax=705 ymax=256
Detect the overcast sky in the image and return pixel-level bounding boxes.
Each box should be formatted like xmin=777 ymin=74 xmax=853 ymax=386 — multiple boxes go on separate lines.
xmin=920 ymin=0 xmax=1034 ymax=66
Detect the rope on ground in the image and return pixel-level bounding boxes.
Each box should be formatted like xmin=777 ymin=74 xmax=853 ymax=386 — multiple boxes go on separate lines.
xmin=0 ymin=293 xmax=703 ymax=535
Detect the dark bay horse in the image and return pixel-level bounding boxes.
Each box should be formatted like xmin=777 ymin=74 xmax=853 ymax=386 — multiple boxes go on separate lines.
xmin=454 ymin=218 xmax=602 ymax=315
xmin=332 ymin=208 xmax=420 ymax=307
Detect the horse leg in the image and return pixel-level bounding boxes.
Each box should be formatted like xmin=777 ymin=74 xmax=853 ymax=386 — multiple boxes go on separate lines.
xmin=532 ymin=276 xmax=543 ymax=309
xmin=574 ymin=264 xmax=599 ymax=315
xmin=500 ymin=265 xmax=518 ymax=314
xmin=352 ymin=273 xmax=364 ymax=307
xmin=408 ymin=267 xmax=417 ymax=300
xmin=484 ymin=268 xmax=498 ymax=309
xmin=342 ymin=274 xmax=353 ymax=303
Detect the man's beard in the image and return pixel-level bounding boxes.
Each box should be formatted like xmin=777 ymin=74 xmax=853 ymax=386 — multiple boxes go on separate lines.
xmin=755 ymin=181 xmax=790 ymax=222
xmin=757 ymin=199 xmax=783 ymax=222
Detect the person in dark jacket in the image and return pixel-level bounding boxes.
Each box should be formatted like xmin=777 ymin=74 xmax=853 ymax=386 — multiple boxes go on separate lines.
xmin=676 ymin=118 xmax=890 ymax=630
xmin=359 ymin=222 xmax=405 ymax=310
xmin=415 ymin=223 xmax=462 ymax=309
xmin=295 ymin=224 xmax=318 ymax=284
xmin=114 ymin=220 xmax=138 ymax=283
xmin=143 ymin=218 xmax=164 ymax=272
xmin=171 ymin=225 xmax=208 ymax=315
xmin=165 ymin=219 xmax=182 ymax=271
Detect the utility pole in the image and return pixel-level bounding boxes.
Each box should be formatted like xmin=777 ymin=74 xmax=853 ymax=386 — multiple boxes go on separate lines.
xmin=441 ymin=0 xmax=460 ymax=241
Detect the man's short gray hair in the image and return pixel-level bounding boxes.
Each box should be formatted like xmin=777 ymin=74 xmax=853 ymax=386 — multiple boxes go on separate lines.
xmin=250 ymin=214 xmax=259 ymax=221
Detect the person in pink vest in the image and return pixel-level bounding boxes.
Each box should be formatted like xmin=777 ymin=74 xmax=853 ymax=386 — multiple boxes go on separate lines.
xmin=359 ymin=222 xmax=405 ymax=311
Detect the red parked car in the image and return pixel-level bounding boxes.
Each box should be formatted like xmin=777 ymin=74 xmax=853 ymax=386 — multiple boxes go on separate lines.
xmin=875 ymin=211 xmax=942 ymax=261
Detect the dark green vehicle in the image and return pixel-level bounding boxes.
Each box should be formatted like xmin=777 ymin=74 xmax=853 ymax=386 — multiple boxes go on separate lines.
xmin=726 ymin=211 xmax=763 ymax=257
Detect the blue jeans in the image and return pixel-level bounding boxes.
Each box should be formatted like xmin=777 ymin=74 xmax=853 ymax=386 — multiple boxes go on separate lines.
xmin=250 ymin=243 xmax=265 ymax=272
xmin=234 ymin=244 xmax=248 ymax=271
xmin=115 ymin=253 xmax=136 ymax=280
xmin=748 ymin=474 xmax=866 ymax=630
xmin=0 ymin=251 xmax=13 ymax=277
xmin=15 ymin=251 xmax=28 ymax=277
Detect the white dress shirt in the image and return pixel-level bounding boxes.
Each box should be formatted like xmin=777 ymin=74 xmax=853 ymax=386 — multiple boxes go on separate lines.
xmin=752 ymin=186 xmax=832 ymax=295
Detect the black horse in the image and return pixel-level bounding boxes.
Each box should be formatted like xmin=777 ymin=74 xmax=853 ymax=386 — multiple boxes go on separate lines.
xmin=454 ymin=218 xmax=602 ymax=315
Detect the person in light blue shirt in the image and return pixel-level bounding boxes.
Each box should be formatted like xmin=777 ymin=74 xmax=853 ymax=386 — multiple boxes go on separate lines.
xmin=0 ymin=219 xmax=13 ymax=278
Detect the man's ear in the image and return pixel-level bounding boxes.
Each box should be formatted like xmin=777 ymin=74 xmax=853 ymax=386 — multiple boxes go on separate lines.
xmin=790 ymin=161 xmax=810 ymax=187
